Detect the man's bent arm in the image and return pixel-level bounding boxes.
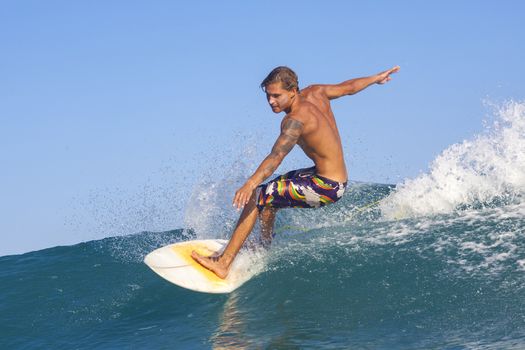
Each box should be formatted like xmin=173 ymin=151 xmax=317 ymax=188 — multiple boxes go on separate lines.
xmin=314 ymin=66 xmax=399 ymax=100
xmin=248 ymin=118 xmax=303 ymax=186
xmin=232 ymin=118 xmax=303 ymax=209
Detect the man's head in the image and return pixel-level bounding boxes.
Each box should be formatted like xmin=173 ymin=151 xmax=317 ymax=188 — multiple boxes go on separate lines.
xmin=260 ymin=66 xmax=299 ymax=92
xmin=260 ymin=66 xmax=299 ymax=113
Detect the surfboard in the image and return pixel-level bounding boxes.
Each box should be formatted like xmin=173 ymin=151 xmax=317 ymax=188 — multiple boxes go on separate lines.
xmin=144 ymin=239 xmax=260 ymax=294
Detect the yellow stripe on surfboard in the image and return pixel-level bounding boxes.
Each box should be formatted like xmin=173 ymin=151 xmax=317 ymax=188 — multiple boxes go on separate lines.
xmin=171 ymin=243 xmax=228 ymax=285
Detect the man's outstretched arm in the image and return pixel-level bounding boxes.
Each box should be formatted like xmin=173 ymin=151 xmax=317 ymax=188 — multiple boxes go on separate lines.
xmin=314 ymin=66 xmax=400 ymax=100
xmin=232 ymin=118 xmax=303 ymax=209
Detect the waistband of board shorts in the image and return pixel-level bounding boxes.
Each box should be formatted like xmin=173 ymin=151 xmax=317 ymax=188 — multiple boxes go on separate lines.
xmin=312 ymin=172 xmax=348 ymax=188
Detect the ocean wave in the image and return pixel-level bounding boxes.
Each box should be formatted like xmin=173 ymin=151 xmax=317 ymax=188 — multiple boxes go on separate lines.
xmin=380 ymin=100 xmax=525 ymax=219
xmin=4 ymin=100 xmax=525 ymax=348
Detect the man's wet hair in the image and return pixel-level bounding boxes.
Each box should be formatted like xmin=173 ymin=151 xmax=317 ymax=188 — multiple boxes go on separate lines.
xmin=260 ymin=66 xmax=299 ymax=92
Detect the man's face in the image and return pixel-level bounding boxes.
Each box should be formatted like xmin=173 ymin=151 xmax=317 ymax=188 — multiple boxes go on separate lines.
xmin=264 ymin=82 xmax=296 ymax=113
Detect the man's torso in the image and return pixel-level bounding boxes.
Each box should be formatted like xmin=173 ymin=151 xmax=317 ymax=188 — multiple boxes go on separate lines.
xmin=285 ymin=85 xmax=348 ymax=183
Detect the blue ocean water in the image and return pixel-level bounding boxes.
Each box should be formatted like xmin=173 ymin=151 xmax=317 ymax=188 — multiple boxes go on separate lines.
xmin=2 ymin=102 xmax=525 ymax=349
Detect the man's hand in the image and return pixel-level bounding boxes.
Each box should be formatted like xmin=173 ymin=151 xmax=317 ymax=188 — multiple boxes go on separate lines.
xmin=233 ymin=179 xmax=257 ymax=210
xmin=376 ymin=66 xmax=400 ymax=84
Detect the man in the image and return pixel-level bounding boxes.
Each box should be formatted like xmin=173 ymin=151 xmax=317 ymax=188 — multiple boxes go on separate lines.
xmin=192 ymin=65 xmax=400 ymax=278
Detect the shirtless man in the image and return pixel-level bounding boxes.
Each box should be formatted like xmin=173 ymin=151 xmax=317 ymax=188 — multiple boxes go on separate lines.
xmin=192 ymin=65 xmax=400 ymax=278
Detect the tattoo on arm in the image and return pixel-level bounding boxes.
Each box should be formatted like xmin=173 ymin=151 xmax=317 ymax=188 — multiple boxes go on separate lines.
xmin=261 ymin=119 xmax=304 ymax=178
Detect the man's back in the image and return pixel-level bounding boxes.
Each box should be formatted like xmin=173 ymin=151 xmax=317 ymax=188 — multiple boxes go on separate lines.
xmin=288 ymin=85 xmax=348 ymax=183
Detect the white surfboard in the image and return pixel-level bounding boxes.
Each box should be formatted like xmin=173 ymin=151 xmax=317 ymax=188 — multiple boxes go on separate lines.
xmin=144 ymin=239 xmax=261 ymax=294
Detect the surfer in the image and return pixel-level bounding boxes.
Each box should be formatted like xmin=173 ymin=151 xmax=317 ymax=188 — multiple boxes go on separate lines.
xmin=192 ymin=65 xmax=400 ymax=278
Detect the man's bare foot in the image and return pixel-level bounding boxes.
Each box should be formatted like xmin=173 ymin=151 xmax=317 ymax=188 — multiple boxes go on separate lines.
xmin=191 ymin=251 xmax=230 ymax=279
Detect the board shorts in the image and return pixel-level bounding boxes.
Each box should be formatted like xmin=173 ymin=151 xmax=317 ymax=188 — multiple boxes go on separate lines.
xmin=255 ymin=166 xmax=347 ymax=212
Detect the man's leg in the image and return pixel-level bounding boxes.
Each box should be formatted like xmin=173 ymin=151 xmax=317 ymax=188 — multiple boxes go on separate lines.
xmin=260 ymin=207 xmax=277 ymax=247
xmin=191 ymin=190 xmax=259 ymax=279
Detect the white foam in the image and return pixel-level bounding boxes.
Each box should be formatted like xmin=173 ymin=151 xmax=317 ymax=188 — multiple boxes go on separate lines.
xmin=183 ymin=139 xmax=261 ymax=240
xmin=381 ymin=101 xmax=525 ymax=220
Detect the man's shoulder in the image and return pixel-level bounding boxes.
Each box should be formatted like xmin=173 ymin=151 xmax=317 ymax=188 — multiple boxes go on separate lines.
xmin=301 ymin=85 xmax=331 ymax=107
xmin=285 ymin=101 xmax=318 ymax=125
xmin=300 ymin=84 xmax=325 ymax=96
xmin=282 ymin=113 xmax=305 ymax=125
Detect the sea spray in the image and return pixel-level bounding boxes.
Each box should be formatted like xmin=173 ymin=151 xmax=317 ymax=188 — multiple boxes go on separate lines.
xmin=380 ymin=100 xmax=525 ymax=219
xmin=183 ymin=135 xmax=261 ymax=240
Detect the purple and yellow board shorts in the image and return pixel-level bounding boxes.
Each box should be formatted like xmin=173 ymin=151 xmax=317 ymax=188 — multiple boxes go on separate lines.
xmin=256 ymin=166 xmax=347 ymax=211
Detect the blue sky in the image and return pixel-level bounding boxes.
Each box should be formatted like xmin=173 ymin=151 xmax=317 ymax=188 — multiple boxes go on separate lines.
xmin=1 ymin=1 xmax=524 ymax=256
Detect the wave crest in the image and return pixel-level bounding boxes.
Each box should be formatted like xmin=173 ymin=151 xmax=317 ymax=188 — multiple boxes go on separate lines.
xmin=381 ymin=100 xmax=525 ymax=219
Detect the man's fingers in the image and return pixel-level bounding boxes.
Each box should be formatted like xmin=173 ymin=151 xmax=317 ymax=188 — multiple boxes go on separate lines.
xmin=233 ymin=192 xmax=246 ymax=209
xmin=233 ymin=193 xmax=242 ymax=207
xmin=377 ymin=66 xmax=399 ymax=85
xmin=233 ymin=186 xmax=255 ymax=210
xmin=234 ymin=198 xmax=243 ymax=210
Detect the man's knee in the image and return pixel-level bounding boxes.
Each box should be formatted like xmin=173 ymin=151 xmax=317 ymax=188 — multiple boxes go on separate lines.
xmin=259 ymin=207 xmax=276 ymax=219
